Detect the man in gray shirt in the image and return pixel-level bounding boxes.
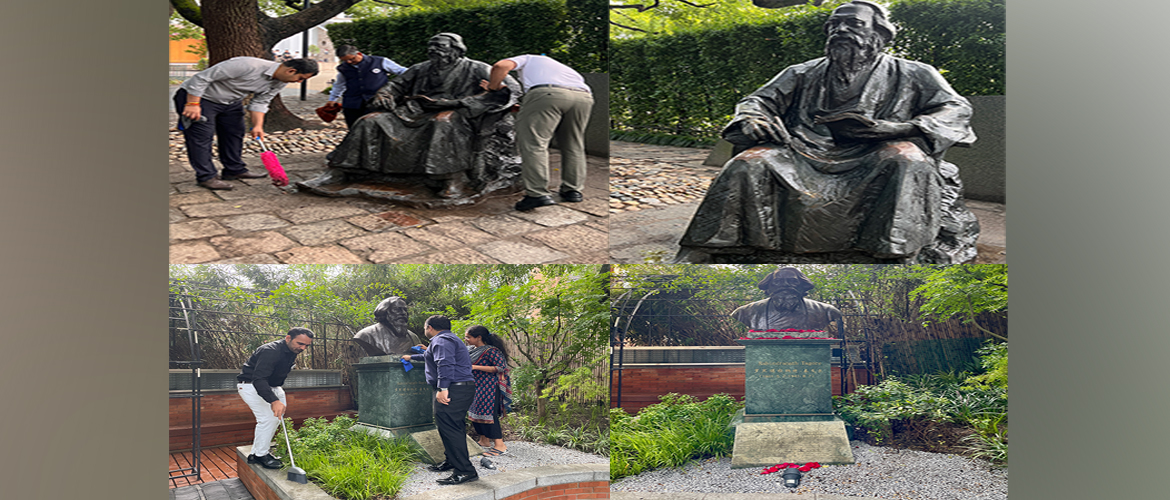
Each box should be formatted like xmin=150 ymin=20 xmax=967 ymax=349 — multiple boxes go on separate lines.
xmin=174 ymin=57 xmax=318 ymax=190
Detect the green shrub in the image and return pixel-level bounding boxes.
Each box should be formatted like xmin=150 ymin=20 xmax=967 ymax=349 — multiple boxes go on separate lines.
xmin=610 ymin=0 xmax=1005 ymax=142
xmin=610 ymin=393 xmax=742 ymax=480
xmin=327 ymin=0 xmax=605 ymax=73
xmin=286 ymin=415 xmax=418 ymax=500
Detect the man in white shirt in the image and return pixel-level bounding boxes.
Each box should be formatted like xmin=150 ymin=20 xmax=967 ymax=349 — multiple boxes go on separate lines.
xmin=482 ymin=55 xmax=593 ymax=211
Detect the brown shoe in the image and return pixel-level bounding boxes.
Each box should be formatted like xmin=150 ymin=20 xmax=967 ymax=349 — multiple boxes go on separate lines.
xmin=198 ymin=178 xmax=234 ymax=190
xmin=221 ymin=170 xmax=267 ymax=180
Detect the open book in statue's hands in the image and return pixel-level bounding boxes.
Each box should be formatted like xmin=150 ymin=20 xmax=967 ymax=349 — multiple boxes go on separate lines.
xmin=815 ymin=112 xmax=879 ymax=141
xmin=814 ymin=112 xmax=877 ymax=128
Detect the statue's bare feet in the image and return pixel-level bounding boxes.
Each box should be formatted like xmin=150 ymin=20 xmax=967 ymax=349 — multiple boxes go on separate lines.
xmin=438 ymin=176 xmax=470 ymax=199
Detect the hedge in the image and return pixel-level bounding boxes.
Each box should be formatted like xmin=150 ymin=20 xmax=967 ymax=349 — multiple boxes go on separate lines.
xmin=611 ymin=0 xmax=1005 ymax=141
xmin=326 ymin=0 xmax=606 ymax=74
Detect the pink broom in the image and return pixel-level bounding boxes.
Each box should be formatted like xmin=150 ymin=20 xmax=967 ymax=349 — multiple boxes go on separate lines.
xmin=255 ymin=137 xmax=289 ymax=187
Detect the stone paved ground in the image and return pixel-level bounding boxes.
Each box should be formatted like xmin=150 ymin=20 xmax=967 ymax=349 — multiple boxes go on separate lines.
xmin=608 ymin=141 xmax=1008 ymax=265
xmin=169 ymin=87 xmax=607 ymax=264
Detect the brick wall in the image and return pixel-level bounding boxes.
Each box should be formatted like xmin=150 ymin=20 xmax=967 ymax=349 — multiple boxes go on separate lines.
xmin=611 ymin=364 xmax=871 ymax=414
xmin=501 ymin=481 xmax=610 ymax=500
xmin=170 ymin=386 xmax=354 ymax=451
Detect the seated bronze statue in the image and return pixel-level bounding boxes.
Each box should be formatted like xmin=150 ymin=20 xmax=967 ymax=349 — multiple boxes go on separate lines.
xmin=299 ymin=33 xmax=523 ymax=207
xmin=675 ymin=1 xmax=980 ymax=264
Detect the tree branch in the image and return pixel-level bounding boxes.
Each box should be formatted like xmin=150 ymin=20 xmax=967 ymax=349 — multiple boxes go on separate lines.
xmin=170 ymin=0 xmax=203 ymax=27
xmin=609 ymin=20 xmax=654 ymax=33
xmin=260 ymin=0 xmax=363 ymax=48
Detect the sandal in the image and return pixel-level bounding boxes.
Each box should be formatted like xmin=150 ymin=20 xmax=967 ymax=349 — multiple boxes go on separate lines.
xmin=483 ymin=447 xmax=508 ymax=457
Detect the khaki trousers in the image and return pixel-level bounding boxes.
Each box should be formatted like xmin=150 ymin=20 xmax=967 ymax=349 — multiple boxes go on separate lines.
xmin=515 ymin=87 xmax=594 ymax=197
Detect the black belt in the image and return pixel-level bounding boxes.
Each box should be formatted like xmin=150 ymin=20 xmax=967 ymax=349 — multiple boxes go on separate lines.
xmin=529 ymin=84 xmax=590 ymax=94
xmin=438 ymin=381 xmax=474 ymax=388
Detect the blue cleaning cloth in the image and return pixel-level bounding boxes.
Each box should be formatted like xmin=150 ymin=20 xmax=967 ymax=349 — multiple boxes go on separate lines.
xmin=401 ymin=357 xmax=413 ymax=372
xmin=411 ymin=345 xmax=425 ymax=354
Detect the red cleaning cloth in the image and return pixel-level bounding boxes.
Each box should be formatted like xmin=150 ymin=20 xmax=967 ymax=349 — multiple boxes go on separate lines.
xmin=316 ymin=102 xmax=341 ymax=123
xmin=261 ymin=150 xmax=288 ymax=186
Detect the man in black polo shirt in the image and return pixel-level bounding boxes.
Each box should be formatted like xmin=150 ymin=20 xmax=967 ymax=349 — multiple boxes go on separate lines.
xmin=402 ymin=315 xmax=477 ymax=485
xmin=236 ymin=327 xmax=314 ymax=469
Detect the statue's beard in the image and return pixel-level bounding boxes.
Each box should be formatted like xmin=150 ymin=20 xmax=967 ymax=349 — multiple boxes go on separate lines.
xmin=825 ymin=32 xmax=884 ymax=77
xmin=769 ymin=291 xmax=804 ymax=312
xmin=429 ymin=51 xmax=459 ymax=68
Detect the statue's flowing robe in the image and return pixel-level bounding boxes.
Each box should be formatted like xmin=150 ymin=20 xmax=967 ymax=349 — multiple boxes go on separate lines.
xmin=731 ymin=298 xmax=842 ymax=332
xmin=327 ymin=57 xmax=521 ymax=178
xmin=681 ymin=54 xmax=977 ymax=259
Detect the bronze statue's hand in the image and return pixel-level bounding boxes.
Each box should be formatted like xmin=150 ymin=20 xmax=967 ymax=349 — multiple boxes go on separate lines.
xmin=740 ymin=116 xmax=786 ymax=145
xmin=369 ymin=93 xmax=396 ymax=110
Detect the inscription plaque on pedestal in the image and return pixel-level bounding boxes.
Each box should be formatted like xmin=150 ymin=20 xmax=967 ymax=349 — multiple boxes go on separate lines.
xmin=350 ymin=355 xmax=483 ymax=463
xmin=739 ymin=338 xmax=836 ymax=420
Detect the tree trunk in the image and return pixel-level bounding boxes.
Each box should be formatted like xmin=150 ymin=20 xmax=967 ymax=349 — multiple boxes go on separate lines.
xmin=200 ymin=0 xmax=311 ymax=132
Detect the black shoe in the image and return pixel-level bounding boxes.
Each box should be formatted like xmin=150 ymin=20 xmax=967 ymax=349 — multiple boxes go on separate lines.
xmin=248 ymin=453 xmax=283 ymax=469
xmin=198 ymin=178 xmax=234 ymax=190
xmin=436 ymin=472 xmax=479 ymax=485
xmin=514 ymin=195 xmax=556 ymax=212
xmin=221 ymin=170 xmax=268 ymax=180
xmin=559 ymin=189 xmax=583 ymax=202
xmin=427 ymin=460 xmax=454 ymax=472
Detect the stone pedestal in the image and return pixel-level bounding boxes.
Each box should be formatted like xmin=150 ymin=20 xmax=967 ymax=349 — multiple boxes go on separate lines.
xmin=730 ymin=338 xmax=853 ymax=467
xmin=350 ymin=355 xmax=483 ymax=463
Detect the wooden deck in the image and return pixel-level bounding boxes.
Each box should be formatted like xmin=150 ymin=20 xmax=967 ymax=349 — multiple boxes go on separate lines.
xmin=169 ymin=445 xmax=241 ymax=489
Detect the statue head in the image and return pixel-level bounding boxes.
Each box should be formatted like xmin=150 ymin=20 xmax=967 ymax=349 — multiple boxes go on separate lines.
xmin=374 ymin=296 xmax=410 ymax=333
xmin=758 ymin=267 xmax=815 ymax=310
xmin=823 ymin=1 xmax=896 ymax=70
xmin=428 ymin=33 xmax=467 ymax=67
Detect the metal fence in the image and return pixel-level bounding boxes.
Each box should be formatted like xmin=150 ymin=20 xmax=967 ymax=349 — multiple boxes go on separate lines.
xmin=169 ymin=64 xmax=198 ymax=81
xmin=611 ymin=279 xmax=1004 ymax=380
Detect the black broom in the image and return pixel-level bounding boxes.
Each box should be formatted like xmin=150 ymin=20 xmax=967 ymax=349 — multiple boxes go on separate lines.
xmin=280 ymin=418 xmax=308 ymax=484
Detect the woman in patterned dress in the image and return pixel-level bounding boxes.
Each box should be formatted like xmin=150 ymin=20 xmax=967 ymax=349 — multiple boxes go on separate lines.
xmin=464 ymin=325 xmax=511 ymax=456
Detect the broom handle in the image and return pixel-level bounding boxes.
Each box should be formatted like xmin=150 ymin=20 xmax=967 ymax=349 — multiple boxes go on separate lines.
xmin=256 ymin=137 xmax=270 ymax=153
xmin=280 ymin=418 xmax=298 ymax=469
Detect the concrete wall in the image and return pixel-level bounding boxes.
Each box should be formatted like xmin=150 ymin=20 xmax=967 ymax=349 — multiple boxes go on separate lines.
xmin=946 ymin=95 xmax=1005 ymax=203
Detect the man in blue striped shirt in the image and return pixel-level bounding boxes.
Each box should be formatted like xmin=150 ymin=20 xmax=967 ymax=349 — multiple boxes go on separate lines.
xmin=404 ymin=315 xmax=477 ymax=484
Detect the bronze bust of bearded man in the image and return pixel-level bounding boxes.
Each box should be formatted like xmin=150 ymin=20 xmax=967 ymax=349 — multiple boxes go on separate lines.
xmin=676 ymin=1 xmax=980 ymax=264
xmin=353 ymin=296 xmax=424 ymax=356
xmin=732 ymin=267 xmax=842 ymax=337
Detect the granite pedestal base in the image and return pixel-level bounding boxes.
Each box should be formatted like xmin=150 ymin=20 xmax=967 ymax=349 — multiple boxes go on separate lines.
xmin=729 ymin=409 xmax=854 ymax=468
xmin=352 ymin=356 xmax=484 ymax=463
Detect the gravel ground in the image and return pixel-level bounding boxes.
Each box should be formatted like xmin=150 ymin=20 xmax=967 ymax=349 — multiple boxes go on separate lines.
xmin=397 ymin=441 xmax=608 ymax=497
xmin=611 ymin=441 xmax=1007 ymax=500
xmin=608 ymin=157 xmax=715 ymax=213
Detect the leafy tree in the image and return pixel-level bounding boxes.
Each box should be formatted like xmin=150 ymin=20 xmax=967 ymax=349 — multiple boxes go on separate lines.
xmin=468 ymin=265 xmax=609 ymax=420
xmin=910 ymin=265 xmax=1007 ymax=340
